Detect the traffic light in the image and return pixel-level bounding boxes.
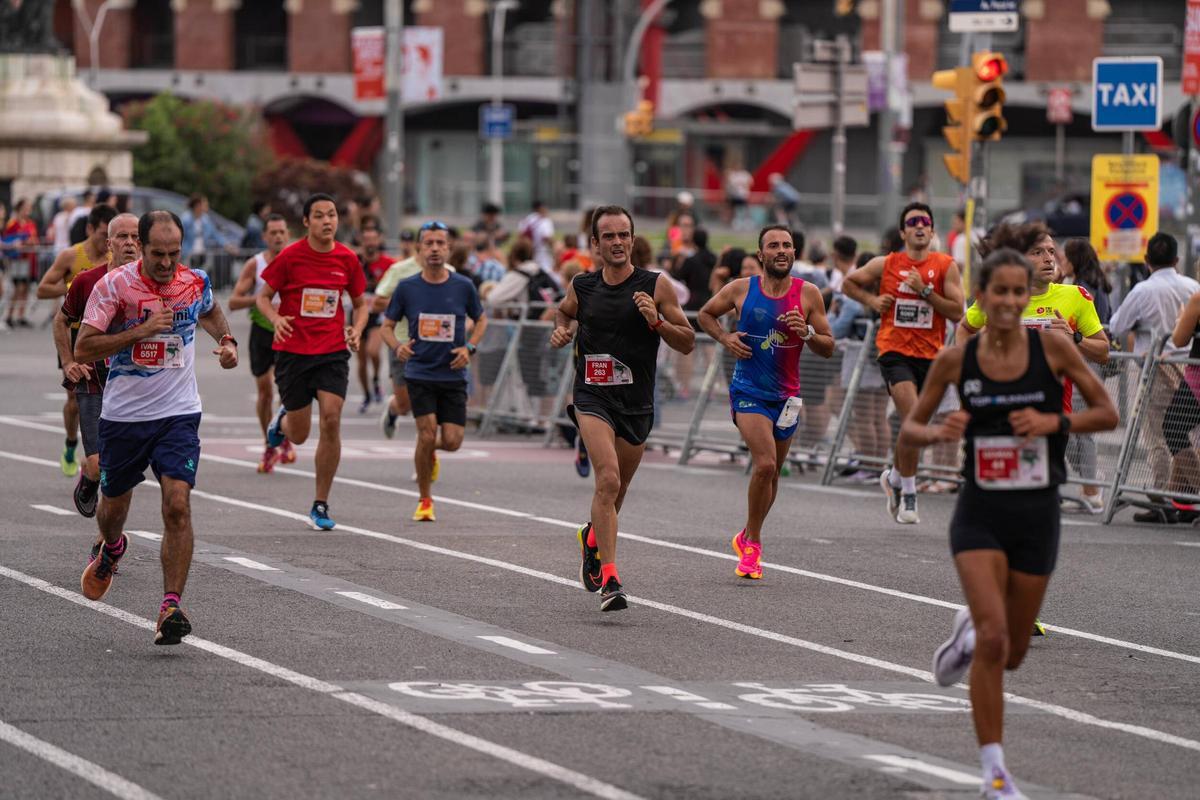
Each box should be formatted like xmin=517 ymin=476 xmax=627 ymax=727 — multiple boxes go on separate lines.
xmin=623 ymin=100 xmax=654 ymax=138
xmin=969 ymin=51 xmax=1007 ymax=142
xmin=931 ymin=66 xmax=972 ymax=184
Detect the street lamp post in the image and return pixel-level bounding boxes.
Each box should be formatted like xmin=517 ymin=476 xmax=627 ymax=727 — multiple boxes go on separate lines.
xmin=488 ymin=1 xmax=519 ymax=208
xmin=621 ymin=0 xmax=671 ymax=208
xmin=383 ymin=0 xmax=405 ymax=234
xmin=72 ymin=0 xmax=135 ymax=84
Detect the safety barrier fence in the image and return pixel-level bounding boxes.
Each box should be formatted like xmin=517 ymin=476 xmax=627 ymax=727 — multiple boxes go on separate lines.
xmin=465 ymin=305 xmax=1190 ymax=525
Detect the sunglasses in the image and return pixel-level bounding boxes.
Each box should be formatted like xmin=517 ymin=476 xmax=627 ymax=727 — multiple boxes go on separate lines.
xmin=904 ymin=215 xmax=933 ymax=229
xmin=419 ymin=220 xmax=450 ymax=233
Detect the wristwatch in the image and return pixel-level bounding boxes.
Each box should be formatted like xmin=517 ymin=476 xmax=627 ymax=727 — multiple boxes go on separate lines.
xmin=919 ymin=285 xmax=934 ymax=299
xmin=800 ymin=324 xmax=816 ymax=341
xmin=1072 ymin=330 xmax=1084 ymax=345
xmin=466 ymin=342 xmax=477 ymax=355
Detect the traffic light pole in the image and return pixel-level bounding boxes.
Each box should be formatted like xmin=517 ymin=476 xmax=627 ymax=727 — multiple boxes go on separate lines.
xmin=830 ymin=35 xmax=850 ymax=236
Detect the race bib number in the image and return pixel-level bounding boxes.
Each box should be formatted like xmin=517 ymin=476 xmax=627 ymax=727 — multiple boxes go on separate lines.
xmin=974 ymin=436 xmax=1050 ymax=490
xmin=1022 ymin=317 xmax=1053 ymax=330
xmin=300 ymin=287 xmax=339 ymax=318
xmin=417 ymin=313 xmax=455 ymax=342
xmin=893 ymin=298 xmax=933 ymax=329
xmin=131 ymin=335 xmax=184 ymax=369
xmin=584 ymin=354 xmax=633 ymax=386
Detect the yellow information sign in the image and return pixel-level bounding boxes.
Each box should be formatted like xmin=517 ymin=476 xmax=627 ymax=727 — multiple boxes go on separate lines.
xmin=1090 ymin=155 xmax=1159 ymax=262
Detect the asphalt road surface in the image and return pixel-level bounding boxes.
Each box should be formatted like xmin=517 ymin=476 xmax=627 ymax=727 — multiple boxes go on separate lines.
xmin=1 ymin=315 xmax=1197 ymax=800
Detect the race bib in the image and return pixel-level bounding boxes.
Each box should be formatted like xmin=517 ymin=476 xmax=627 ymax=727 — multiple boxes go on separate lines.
xmin=417 ymin=313 xmax=455 ymax=342
xmin=1022 ymin=317 xmax=1053 ymax=330
xmin=893 ymin=298 xmax=933 ymax=329
xmin=974 ymin=436 xmax=1050 ymax=490
xmin=584 ymin=354 xmax=633 ymax=386
xmin=131 ymin=335 xmax=184 ymax=369
xmin=300 ymin=287 xmax=339 ymax=318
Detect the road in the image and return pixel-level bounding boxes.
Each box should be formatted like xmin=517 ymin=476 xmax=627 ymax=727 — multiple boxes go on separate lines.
xmin=0 ymin=319 xmax=1196 ymax=800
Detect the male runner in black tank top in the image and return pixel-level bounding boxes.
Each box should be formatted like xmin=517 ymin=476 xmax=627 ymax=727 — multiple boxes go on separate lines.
xmin=550 ymin=205 xmax=695 ymax=611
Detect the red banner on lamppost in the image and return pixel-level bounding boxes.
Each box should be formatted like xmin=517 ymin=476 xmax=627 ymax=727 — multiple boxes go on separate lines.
xmin=352 ymin=27 xmax=386 ymax=102
xmin=1185 ymin=0 xmax=1200 ymax=95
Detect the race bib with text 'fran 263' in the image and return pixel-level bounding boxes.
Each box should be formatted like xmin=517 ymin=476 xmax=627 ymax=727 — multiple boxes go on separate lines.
xmin=584 ymin=354 xmax=633 ymax=386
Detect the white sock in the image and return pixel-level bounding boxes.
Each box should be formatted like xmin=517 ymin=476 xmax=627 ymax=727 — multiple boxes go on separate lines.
xmin=965 ymin=626 xmax=976 ymax=654
xmin=888 ymin=468 xmax=902 ymax=488
xmin=901 ymin=475 xmax=917 ymax=495
xmin=980 ymin=743 xmax=1006 ymax=778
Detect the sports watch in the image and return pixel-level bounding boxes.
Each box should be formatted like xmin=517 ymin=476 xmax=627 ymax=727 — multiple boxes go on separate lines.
xmin=919 ymin=285 xmax=934 ymax=299
xmin=1072 ymin=330 xmax=1084 ymax=345
xmin=466 ymin=342 xmax=477 ymax=355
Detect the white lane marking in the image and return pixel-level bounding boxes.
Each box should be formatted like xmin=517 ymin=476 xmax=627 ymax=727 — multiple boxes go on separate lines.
xmin=331 ymin=691 xmax=642 ymax=800
xmin=31 ymin=504 xmax=73 ymax=516
xmin=335 ymin=591 xmax=408 ymax=610
xmin=811 ymin=538 xmax=833 ymax=544
xmin=476 ymin=635 xmax=557 ymax=655
xmin=863 ymin=755 xmax=978 ymax=786
xmin=640 ymin=685 xmax=737 ymax=710
xmin=0 ymin=564 xmax=645 ymax=800
xmin=127 ymin=530 xmax=162 ymax=542
xmin=1176 ymin=541 xmax=1200 ymax=548
xmin=0 ymin=718 xmax=164 ymax=800
xmin=3 ymin=452 xmax=1200 ymax=750
xmin=222 ymin=556 xmax=280 ymax=571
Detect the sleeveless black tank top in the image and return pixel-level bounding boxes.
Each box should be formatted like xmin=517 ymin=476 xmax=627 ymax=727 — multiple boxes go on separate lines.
xmin=958 ymin=331 xmax=1067 ymax=489
xmin=573 ymin=268 xmax=662 ymax=415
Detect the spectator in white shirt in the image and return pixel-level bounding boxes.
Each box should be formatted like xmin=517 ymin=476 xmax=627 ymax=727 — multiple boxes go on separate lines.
xmin=1108 ymin=233 xmax=1200 ymax=522
xmin=1109 ymin=233 xmax=1200 ymax=355
xmin=50 ymin=196 xmax=77 ymax=253
xmin=517 ymin=200 xmax=555 ymax=273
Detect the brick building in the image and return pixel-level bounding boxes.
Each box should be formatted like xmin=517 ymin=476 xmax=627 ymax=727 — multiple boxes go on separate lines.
xmin=55 ymin=0 xmax=1191 ymax=226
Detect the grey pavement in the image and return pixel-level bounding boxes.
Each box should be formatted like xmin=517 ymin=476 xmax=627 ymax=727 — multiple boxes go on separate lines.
xmin=0 ymin=315 xmax=1196 ymax=799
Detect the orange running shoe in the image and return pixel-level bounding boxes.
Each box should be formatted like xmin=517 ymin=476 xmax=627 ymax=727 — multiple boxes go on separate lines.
xmin=81 ymin=533 xmax=128 ymax=600
xmin=257 ymin=446 xmax=279 ymax=474
xmin=731 ymin=529 xmax=763 ymax=580
xmin=278 ymin=439 xmax=297 ymax=464
xmin=412 ymin=497 xmax=436 ymax=522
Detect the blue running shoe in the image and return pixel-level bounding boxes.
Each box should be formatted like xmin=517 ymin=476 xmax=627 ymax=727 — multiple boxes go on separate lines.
xmin=309 ymin=501 xmax=336 ymax=531
xmin=574 ymin=437 xmax=590 ymax=478
xmin=266 ymin=405 xmax=287 ymax=448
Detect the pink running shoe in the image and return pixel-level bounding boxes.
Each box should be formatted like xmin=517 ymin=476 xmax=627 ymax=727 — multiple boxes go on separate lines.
xmin=278 ymin=440 xmax=297 ymax=464
xmin=257 ymin=446 xmax=280 ymax=474
xmin=731 ymin=529 xmax=763 ymax=580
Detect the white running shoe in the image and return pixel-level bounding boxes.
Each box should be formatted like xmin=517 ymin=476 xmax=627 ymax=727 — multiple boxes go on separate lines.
xmin=1079 ymin=489 xmax=1104 ymax=514
xmin=933 ymin=607 xmax=975 ymax=687
xmin=896 ymin=493 xmax=919 ymax=524
xmin=880 ymin=468 xmax=901 ymax=520
xmin=981 ymin=766 xmax=1028 ymax=799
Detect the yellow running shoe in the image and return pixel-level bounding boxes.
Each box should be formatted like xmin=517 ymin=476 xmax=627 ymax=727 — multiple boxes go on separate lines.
xmin=412 ymin=497 xmax=436 ymax=522
xmin=61 ymin=445 xmax=79 ymax=477
xmin=1032 ymin=619 xmax=1047 ymax=636
xmin=430 ymin=453 xmax=440 ymax=483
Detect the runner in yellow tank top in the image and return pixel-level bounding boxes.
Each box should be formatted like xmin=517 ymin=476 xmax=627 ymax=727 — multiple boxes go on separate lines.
xmin=35 ymin=204 xmax=118 ymax=478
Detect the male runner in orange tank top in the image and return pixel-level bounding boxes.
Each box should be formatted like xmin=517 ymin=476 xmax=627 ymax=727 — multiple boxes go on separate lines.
xmin=843 ymin=202 xmax=965 ymax=524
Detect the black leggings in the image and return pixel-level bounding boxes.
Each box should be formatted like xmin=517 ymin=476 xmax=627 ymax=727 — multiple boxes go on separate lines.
xmin=1163 ymin=380 xmax=1200 ymax=456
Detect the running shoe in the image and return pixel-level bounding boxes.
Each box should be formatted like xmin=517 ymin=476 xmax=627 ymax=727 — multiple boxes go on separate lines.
xmin=309 ymin=502 xmax=336 ymax=531
xmin=879 ymin=468 xmax=901 ymax=520
xmin=981 ymin=767 xmax=1028 ymax=800
xmin=412 ymin=497 xmax=436 ymax=522
xmin=577 ymin=523 xmax=602 ymax=592
xmin=154 ymin=603 xmax=192 ymax=646
xmin=1032 ymin=619 xmax=1047 ymax=637
xmin=60 ymin=446 xmax=78 ymax=478
xmin=599 ymin=576 xmax=628 ymax=612
xmin=80 ymin=533 xmax=127 ymax=601
xmin=1078 ymin=489 xmax=1104 ymax=514
xmin=896 ymin=493 xmax=920 ymax=524
xmin=373 ymin=381 xmax=383 ymax=404
xmin=380 ymin=405 xmax=397 ymax=439
xmin=358 ymin=395 xmax=371 ymax=414
xmin=278 ymin=439 xmax=297 ymax=464
xmin=431 ymin=453 xmax=440 ymax=483
xmin=933 ymin=607 xmax=975 ymax=687
xmin=574 ymin=437 xmax=590 ymax=478
xmin=73 ymin=475 xmax=98 ymax=518
xmin=731 ymin=529 xmax=763 ymax=580
xmin=257 ymin=445 xmax=279 ymax=474
xmin=88 ymin=540 xmax=118 ymax=575
xmin=266 ymin=405 xmax=287 ymax=448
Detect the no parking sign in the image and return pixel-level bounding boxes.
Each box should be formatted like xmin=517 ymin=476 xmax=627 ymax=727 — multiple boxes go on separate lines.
xmin=1090 ymin=155 xmax=1159 ymax=261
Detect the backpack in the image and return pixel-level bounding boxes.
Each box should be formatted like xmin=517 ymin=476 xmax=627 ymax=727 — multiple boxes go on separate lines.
xmin=524 ymin=268 xmax=563 ymax=319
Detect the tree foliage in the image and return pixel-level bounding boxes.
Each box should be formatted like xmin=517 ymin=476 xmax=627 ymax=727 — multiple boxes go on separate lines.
xmin=123 ymin=93 xmax=271 ymax=224
xmin=251 ymin=158 xmax=376 ymax=228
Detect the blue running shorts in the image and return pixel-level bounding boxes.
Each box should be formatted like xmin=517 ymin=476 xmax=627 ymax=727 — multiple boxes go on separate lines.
xmin=98 ymin=413 xmax=202 ymax=498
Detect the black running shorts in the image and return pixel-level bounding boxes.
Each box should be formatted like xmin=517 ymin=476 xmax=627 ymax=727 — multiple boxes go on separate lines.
xmin=568 ymin=392 xmax=653 ymax=447
xmin=877 ymin=351 xmax=933 ymax=393
xmin=406 ymin=378 xmax=468 ymax=426
xmin=249 ymin=324 xmax=276 ymax=378
xmin=949 ymin=484 xmax=1061 ymax=576
xmin=274 ymin=350 xmax=350 ymax=411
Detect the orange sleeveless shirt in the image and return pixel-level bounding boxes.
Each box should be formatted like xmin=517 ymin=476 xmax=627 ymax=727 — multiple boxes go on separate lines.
xmin=874 ymin=250 xmax=955 ymax=360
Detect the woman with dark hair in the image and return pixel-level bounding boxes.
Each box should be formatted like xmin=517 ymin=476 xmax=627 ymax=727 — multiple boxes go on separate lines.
xmin=902 ymin=248 xmax=1118 ymax=800
xmin=1060 ymin=238 xmax=1112 ymax=325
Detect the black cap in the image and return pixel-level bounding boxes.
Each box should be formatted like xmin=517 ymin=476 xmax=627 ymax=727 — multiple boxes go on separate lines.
xmin=399 ymin=229 xmax=415 ymax=241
